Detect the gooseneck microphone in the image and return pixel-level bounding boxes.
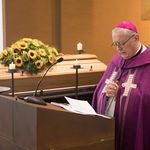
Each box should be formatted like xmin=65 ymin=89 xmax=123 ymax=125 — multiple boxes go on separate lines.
xmin=34 ymin=57 xmax=63 ymax=97
xmin=22 ymin=57 xmax=64 ymax=105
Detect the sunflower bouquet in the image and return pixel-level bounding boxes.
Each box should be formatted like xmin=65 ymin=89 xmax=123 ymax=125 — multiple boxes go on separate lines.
xmin=0 ymin=38 xmax=59 ymax=74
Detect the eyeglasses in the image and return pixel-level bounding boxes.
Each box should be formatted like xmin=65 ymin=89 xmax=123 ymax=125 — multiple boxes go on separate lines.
xmin=112 ymin=34 xmax=135 ymax=48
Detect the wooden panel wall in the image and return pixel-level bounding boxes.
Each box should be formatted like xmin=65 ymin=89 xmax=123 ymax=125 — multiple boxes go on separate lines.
xmin=4 ymin=0 xmax=150 ymax=64
xmin=141 ymin=0 xmax=150 ymax=20
xmin=5 ymin=0 xmax=57 ymax=47
xmin=60 ymin=0 xmax=150 ymax=64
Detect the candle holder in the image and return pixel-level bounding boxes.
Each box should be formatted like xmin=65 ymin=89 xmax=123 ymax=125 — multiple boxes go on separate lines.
xmin=77 ymin=49 xmax=83 ymax=54
xmin=71 ymin=65 xmax=82 ymax=99
xmin=89 ymin=65 xmax=93 ymax=71
xmin=8 ymin=69 xmax=17 ymax=96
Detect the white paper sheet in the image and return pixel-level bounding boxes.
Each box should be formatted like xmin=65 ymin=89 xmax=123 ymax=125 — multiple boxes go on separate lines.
xmin=51 ymin=97 xmax=111 ymax=119
xmin=64 ymin=96 xmax=97 ymax=115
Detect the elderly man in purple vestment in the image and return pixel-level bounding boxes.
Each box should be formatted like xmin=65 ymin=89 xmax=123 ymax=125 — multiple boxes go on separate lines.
xmin=92 ymin=21 xmax=150 ymax=150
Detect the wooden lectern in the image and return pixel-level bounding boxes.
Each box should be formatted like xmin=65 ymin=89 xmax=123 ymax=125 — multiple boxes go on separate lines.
xmin=0 ymin=95 xmax=114 ymax=150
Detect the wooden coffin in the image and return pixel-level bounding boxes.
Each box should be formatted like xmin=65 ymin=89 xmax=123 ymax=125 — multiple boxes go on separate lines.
xmin=0 ymin=54 xmax=107 ymax=95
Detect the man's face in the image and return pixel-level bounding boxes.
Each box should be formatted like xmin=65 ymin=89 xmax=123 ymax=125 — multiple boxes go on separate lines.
xmin=112 ymin=31 xmax=138 ymax=59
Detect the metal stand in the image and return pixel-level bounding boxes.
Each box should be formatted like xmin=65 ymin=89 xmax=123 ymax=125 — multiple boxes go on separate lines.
xmin=73 ymin=65 xmax=81 ymax=99
xmin=8 ymin=69 xmax=17 ymax=96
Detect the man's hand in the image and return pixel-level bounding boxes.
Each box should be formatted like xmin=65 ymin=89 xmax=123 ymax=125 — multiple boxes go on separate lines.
xmin=105 ymin=81 xmax=119 ymax=97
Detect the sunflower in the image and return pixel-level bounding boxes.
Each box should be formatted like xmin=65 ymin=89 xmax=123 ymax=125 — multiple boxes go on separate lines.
xmin=0 ymin=38 xmax=59 ymax=74
xmin=32 ymin=39 xmax=40 ymax=47
xmin=48 ymin=55 xmax=54 ymax=64
xmin=3 ymin=49 xmax=8 ymax=56
xmin=52 ymin=47 xmax=59 ymax=56
xmin=48 ymin=47 xmax=53 ymax=54
xmin=27 ymin=50 xmax=37 ymax=59
xmin=11 ymin=43 xmax=20 ymax=50
xmin=17 ymin=41 xmax=28 ymax=49
xmin=12 ymin=48 xmax=21 ymax=55
xmin=15 ymin=57 xmax=23 ymax=67
xmin=35 ymin=60 xmax=44 ymax=69
xmin=22 ymin=38 xmax=32 ymax=43
xmin=38 ymin=48 xmax=46 ymax=56
xmin=0 ymin=53 xmax=3 ymax=60
xmin=38 ymin=40 xmax=44 ymax=45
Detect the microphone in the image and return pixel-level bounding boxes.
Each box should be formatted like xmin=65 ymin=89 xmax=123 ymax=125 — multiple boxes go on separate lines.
xmin=21 ymin=57 xmax=64 ymax=105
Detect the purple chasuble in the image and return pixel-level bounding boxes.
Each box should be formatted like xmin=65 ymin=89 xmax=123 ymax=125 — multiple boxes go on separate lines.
xmin=92 ymin=47 xmax=150 ymax=150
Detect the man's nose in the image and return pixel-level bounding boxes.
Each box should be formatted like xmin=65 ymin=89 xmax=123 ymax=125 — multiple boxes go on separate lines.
xmin=116 ymin=46 xmax=122 ymax=51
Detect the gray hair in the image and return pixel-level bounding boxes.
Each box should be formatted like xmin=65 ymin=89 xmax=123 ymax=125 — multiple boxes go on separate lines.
xmin=112 ymin=27 xmax=138 ymax=37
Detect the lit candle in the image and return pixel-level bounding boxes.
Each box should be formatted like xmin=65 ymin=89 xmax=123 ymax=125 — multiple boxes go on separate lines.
xmin=9 ymin=62 xmax=16 ymax=70
xmin=73 ymin=59 xmax=79 ymax=66
xmin=77 ymin=42 xmax=83 ymax=51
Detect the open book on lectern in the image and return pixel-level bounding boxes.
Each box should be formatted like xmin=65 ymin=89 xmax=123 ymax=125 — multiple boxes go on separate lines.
xmin=51 ymin=96 xmax=111 ymax=119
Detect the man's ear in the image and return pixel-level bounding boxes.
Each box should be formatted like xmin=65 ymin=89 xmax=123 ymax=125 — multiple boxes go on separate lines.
xmin=134 ymin=34 xmax=139 ymax=41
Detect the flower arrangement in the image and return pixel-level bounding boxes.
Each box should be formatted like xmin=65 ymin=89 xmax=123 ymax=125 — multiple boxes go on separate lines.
xmin=0 ymin=38 xmax=59 ymax=74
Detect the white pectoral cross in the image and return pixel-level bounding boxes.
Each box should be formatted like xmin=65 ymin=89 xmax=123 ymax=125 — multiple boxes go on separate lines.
xmin=102 ymin=71 xmax=117 ymax=93
xmin=122 ymin=74 xmax=137 ymax=96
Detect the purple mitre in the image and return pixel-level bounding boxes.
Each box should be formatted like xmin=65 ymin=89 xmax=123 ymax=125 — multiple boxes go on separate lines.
xmin=115 ymin=21 xmax=138 ymax=33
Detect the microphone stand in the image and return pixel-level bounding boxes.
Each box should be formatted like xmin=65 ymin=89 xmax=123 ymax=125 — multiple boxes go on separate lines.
xmin=22 ymin=57 xmax=63 ymax=105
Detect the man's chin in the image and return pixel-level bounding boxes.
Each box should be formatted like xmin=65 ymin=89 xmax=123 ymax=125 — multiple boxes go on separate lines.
xmin=120 ymin=54 xmax=128 ymax=59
